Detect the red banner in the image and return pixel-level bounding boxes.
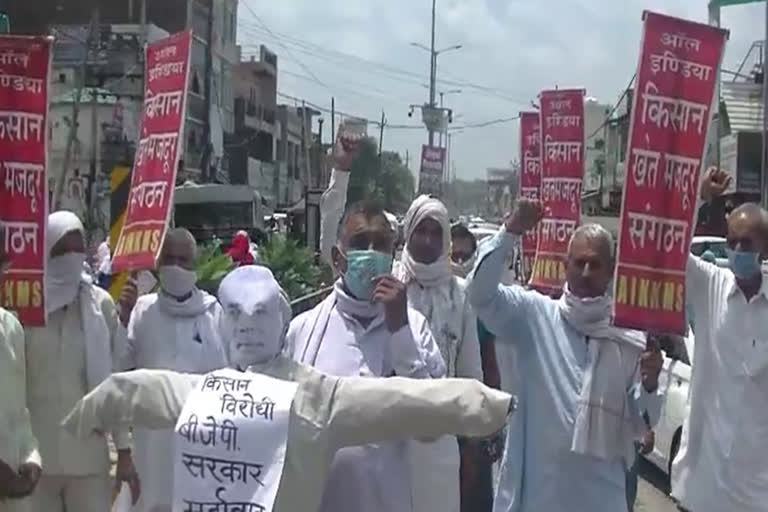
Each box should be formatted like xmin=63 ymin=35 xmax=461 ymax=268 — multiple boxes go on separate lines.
xmin=112 ymin=30 xmax=192 ymax=271
xmin=519 ymin=111 xmax=541 ymax=279
xmin=0 ymin=37 xmax=52 ymax=325
xmin=418 ymin=145 xmax=445 ymax=197
xmin=613 ymin=12 xmax=727 ymax=334
xmin=529 ymin=89 xmax=585 ymax=294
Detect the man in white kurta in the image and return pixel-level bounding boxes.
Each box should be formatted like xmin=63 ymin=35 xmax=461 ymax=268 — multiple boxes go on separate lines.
xmin=671 ymin=168 xmax=768 ymax=512
xmin=118 ymin=228 xmax=227 ymax=512
xmin=393 ymin=196 xmax=483 ymax=512
xmin=286 ymin=198 xmax=445 ymax=512
xmin=468 ymin=201 xmax=664 ymax=512
xmin=63 ymin=263 xmax=513 ymax=512
xmin=0 ymin=224 xmax=42 ymax=511
xmin=25 ymin=211 xmax=136 ymax=512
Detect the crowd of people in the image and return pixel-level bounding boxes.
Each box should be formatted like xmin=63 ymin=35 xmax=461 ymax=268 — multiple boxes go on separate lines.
xmin=1 ymin=133 xmax=767 ymax=512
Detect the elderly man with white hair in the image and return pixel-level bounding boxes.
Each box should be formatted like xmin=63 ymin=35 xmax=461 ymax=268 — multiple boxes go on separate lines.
xmin=24 ymin=211 xmax=138 ymax=512
xmin=467 ymin=199 xmax=664 ymax=512
xmin=62 ymin=265 xmax=515 ymax=512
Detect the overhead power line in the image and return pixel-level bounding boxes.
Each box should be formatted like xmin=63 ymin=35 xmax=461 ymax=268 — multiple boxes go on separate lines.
xmin=236 ymin=20 xmax=530 ymax=105
xmin=240 ymin=1 xmax=327 ymax=89
xmin=586 ymin=73 xmax=637 ymax=141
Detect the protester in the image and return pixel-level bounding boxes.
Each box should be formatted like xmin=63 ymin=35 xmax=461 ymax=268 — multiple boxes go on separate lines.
xmin=671 ymin=168 xmax=768 ymax=512
xmin=392 ymin=196 xmax=483 ymax=512
xmin=94 ymin=238 xmax=111 ymax=289
xmin=24 ymin=211 xmax=138 ymax=512
xmin=285 ymin=199 xmax=445 ymax=512
xmin=468 ymin=200 xmax=664 ymax=512
xmin=450 ymin=223 xmax=478 ymax=279
xmin=116 ymin=227 xmax=227 ymax=512
xmin=0 ymin=223 xmax=42 ymax=512
xmin=63 ymin=265 xmax=514 ymax=512
xmin=226 ymin=230 xmax=255 ymax=267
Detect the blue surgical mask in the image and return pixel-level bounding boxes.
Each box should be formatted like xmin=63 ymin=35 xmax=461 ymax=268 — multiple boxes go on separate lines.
xmin=726 ymin=248 xmax=762 ymax=280
xmin=341 ymin=249 xmax=393 ymax=301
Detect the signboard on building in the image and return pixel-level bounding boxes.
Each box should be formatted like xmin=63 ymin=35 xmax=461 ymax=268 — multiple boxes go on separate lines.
xmin=519 ymin=112 xmax=541 ymax=279
xmin=0 ymin=36 xmax=52 ymax=325
xmin=112 ymin=30 xmax=192 ymax=271
xmin=529 ymin=88 xmax=585 ymax=295
xmin=418 ymin=145 xmax=445 ymax=196
xmin=613 ymin=11 xmax=727 ymax=334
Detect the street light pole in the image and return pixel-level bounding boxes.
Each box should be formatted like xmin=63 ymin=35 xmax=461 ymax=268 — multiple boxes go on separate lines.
xmin=428 ymin=0 xmax=437 ymax=146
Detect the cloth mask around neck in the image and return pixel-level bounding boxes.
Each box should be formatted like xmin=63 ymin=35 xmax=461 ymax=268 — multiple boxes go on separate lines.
xmin=341 ymin=249 xmax=393 ymax=301
xmin=46 ymin=252 xmax=87 ymax=313
xmin=158 ymin=265 xmax=198 ymax=298
xmin=726 ymin=248 xmax=762 ymax=280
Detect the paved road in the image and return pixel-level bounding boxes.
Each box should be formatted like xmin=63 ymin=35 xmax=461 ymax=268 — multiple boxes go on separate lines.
xmin=635 ymin=457 xmax=679 ymax=512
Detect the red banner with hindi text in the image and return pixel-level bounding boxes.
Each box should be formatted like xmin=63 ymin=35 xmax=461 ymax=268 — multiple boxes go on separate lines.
xmin=0 ymin=36 xmax=51 ymax=325
xmin=418 ymin=145 xmax=445 ymax=197
xmin=519 ymin=111 xmax=541 ymax=280
xmin=529 ymin=89 xmax=584 ymax=295
xmin=112 ymin=30 xmax=192 ymax=271
xmin=612 ymin=12 xmax=727 ymax=334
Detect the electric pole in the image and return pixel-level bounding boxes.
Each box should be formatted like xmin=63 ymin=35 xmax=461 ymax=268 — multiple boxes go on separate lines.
xmin=54 ymin=8 xmax=97 ymax=211
xmin=428 ymin=0 xmax=436 ymax=146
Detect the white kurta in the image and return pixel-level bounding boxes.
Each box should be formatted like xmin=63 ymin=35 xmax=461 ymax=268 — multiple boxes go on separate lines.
xmin=671 ymin=257 xmax=768 ymax=512
xmin=286 ymin=284 xmax=445 ymax=512
xmin=121 ymin=292 xmax=227 ymax=512
xmin=403 ymin=277 xmax=484 ymax=512
xmin=0 ymin=308 xmax=40 ymax=512
xmin=62 ymin=357 xmax=513 ymax=512
xmin=25 ymin=286 xmax=129 ymax=476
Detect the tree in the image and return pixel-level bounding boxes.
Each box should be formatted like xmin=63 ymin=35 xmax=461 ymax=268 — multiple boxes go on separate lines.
xmin=346 ymin=138 xmax=414 ymax=213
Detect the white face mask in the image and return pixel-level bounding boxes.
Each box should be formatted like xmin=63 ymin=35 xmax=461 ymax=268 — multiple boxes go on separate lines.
xmin=46 ymin=252 xmax=87 ymax=313
xmin=158 ymin=265 xmax=197 ymax=298
xmin=224 ymin=307 xmax=283 ymax=368
xmin=48 ymin=252 xmax=86 ymax=283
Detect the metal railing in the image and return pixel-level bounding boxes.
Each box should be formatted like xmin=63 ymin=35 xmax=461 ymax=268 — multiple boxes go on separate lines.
xmin=290 ymin=285 xmax=333 ymax=316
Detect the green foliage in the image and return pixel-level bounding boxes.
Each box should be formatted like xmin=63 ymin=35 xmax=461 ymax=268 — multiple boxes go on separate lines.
xmin=258 ymin=235 xmax=322 ymax=299
xmin=195 ymin=240 xmax=235 ymax=295
xmin=346 ymin=138 xmax=414 ymax=214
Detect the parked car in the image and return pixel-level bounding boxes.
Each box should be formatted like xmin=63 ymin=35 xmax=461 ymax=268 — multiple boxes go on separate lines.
xmin=644 ymin=332 xmax=695 ymax=482
xmin=690 ymin=235 xmax=729 ymax=268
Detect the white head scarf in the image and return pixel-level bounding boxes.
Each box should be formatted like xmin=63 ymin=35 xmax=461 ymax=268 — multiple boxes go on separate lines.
xmin=46 ymin=210 xmax=90 ymax=314
xmin=395 ymin=195 xmax=453 ymax=287
xmin=217 ymin=265 xmax=292 ymax=369
xmin=393 ymin=195 xmax=464 ymax=377
xmin=46 ymin=211 xmax=114 ymax=393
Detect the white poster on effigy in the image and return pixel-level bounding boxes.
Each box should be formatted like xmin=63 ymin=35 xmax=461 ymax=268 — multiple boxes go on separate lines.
xmin=172 ymin=368 xmax=299 ymax=512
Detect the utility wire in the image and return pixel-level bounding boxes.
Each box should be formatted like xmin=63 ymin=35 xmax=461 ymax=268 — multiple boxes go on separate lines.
xmin=237 ymin=21 xmax=529 ymax=105
xmin=586 ymin=73 xmax=636 ymax=140
xmin=240 ymin=1 xmax=327 ymax=89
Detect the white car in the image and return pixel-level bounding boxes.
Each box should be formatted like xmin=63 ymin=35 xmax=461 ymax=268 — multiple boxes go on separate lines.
xmin=690 ymin=235 xmax=729 ymax=268
xmin=644 ymin=332 xmax=695 ymax=481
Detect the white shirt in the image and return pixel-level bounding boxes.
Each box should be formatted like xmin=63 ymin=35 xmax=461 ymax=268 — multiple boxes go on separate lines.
xmin=319 ymin=169 xmax=349 ymax=267
xmin=25 ymin=287 xmax=127 ymax=477
xmin=671 ymin=256 xmax=768 ymax=512
xmin=0 ymin=308 xmax=40 ymax=471
xmin=286 ymin=284 xmax=445 ymax=512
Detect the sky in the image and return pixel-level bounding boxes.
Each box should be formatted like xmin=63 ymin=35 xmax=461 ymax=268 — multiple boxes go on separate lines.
xmin=237 ymin=0 xmax=766 ymax=181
